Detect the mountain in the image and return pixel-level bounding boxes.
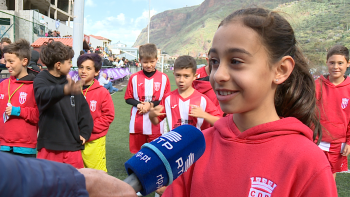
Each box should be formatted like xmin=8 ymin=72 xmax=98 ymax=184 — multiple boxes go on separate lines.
xmin=133 ymin=0 xmax=350 ymax=68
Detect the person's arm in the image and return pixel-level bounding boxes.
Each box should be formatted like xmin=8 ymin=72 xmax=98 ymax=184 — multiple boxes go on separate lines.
xmin=125 ymin=98 xmax=141 ymax=107
xmin=0 ymin=151 xmax=88 ymax=197
xmin=92 ymin=93 xmax=115 ymax=134
xmin=99 ymin=76 xmax=109 ymax=85
xmin=0 ymin=152 xmax=136 ymax=197
xmin=5 ymin=103 xmax=39 ymax=124
xmin=34 ymin=75 xmax=82 ymax=111
xmin=77 ymin=95 xmax=94 ymax=143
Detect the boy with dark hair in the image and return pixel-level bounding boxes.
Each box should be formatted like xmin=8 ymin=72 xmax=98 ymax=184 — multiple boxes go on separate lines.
xmin=78 ymin=53 xmax=115 ymax=172
xmin=316 ymin=44 xmax=350 ymax=179
xmin=149 ymin=55 xmax=221 ymax=131
xmin=124 ymin=43 xmax=171 ymax=154
xmin=0 ymin=39 xmax=39 ymax=157
xmin=0 ymin=37 xmax=11 ymax=65
xmin=33 ymin=41 xmax=93 ymax=168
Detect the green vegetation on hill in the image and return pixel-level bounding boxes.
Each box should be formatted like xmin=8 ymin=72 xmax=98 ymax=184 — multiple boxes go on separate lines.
xmin=134 ymin=0 xmax=350 ymax=70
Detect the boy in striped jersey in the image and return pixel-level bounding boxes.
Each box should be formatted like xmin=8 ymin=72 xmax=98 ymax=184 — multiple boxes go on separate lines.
xmin=124 ymin=43 xmax=171 ymax=154
xmin=149 ymin=55 xmax=221 ymax=131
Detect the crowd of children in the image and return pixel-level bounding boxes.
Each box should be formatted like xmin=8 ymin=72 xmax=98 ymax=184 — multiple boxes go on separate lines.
xmin=1 ymin=6 xmax=350 ymax=197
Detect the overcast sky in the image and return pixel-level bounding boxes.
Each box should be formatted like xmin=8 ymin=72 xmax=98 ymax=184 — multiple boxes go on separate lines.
xmin=83 ymin=0 xmax=204 ymax=47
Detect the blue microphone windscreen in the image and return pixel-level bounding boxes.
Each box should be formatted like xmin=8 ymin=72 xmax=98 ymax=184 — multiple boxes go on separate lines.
xmin=124 ymin=124 xmax=206 ymax=196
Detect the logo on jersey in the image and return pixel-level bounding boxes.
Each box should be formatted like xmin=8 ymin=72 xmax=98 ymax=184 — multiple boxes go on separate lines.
xmin=90 ymin=100 xmax=97 ymax=112
xmin=0 ymin=94 xmax=4 ymax=100
xmin=341 ymin=98 xmax=349 ymax=109
xmin=248 ymin=177 xmax=277 ymax=197
xmin=19 ymin=92 xmax=27 ymax=104
xmin=138 ymin=83 xmax=143 ymax=86
xmin=171 ymin=104 xmax=177 ymax=109
xmin=154 ymin=82 xmax=161 ymax=91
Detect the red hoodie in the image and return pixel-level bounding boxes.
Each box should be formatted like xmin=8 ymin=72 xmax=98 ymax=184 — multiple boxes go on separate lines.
xmin=192 ymin=79 xmax=224 ymax=116
xmin=316 ymin=76 xmax=350 ymax=144
xmin=0 ymin=75 xmax=39 ymax=148
xmin=82 ymin=79 xmax=115 ymax=142
xmin=163 ymin=115 xmax=337 ymax=197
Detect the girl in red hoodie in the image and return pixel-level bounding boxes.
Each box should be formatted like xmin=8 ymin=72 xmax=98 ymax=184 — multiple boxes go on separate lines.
xmin=78 ymin=53 xmax=115 ymax=172
xmin=162 ymin=8 xmax=337 ymax=197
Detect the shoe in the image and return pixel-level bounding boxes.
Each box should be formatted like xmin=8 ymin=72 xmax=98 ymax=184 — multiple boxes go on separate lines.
xmin=136 ymin=192 xmax=143 ymax=196
xmin=117 ymin=89 xmax=123 ymax=92
xmin=110 ymin=91 xmax=116 ymax=95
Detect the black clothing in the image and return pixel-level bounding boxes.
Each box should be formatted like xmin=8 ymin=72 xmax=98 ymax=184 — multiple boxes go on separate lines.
xmin=33 ymin=70 xmax=93 ymax=151
xmin=102 ymin=59 xmax=113 ymax=67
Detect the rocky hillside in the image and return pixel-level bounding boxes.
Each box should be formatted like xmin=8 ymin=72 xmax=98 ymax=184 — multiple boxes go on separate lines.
xmin=134 ymin=0 xmax=350 ymax=68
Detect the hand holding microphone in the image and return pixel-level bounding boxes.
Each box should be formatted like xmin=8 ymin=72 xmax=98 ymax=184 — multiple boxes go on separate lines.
xmin=124 ymin=124 xmax=206 ymax=196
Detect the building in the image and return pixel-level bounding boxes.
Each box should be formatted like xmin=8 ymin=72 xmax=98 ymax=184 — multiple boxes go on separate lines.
xmin=114 ymin=47 xmax=138 ymax=61
xmin=110 ymin=41 xmax=127 ymax=48
xmin=0 ymin=0 xmax=73 ymax=43
xmin=89 ymin=35 xmax=112 ymax=50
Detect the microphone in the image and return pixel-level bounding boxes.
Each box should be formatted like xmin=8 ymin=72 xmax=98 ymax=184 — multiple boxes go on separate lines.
xmin=124 ymin=124 xmax=206 ymax=196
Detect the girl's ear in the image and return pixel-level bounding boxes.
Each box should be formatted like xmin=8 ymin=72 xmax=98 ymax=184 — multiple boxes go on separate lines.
xmin=274 ymin=56 xmax=295 ymax=84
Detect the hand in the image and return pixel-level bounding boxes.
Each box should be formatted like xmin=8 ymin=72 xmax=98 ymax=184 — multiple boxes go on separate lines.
xmin=80 ymin=135 xmax=86 ymax=145
xmin=64 ymin=75 xmax=84 ymax=95
xmin=156 ymin=186 xmax=167 ymax=195
xmin=189 ymin=105 xmax=205 ymax=118
xmin=149 ymin=105 xmax=166 ymax=119
xmin=78 ymin=168 xmax=137 ymax=197
xmin=140 ymin=102 xmax=152 ymax=113
xmin=5 ymin=105 xmax=12 ymax=116
xmin=342 ymin=144 xmax=350 ymax=156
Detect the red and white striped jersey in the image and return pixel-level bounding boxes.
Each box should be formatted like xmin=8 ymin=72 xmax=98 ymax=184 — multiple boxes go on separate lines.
xmin=125 ymin=70 xmax=171 ymax=135
xmin=159 ymin=89 xmax=221 ymax=131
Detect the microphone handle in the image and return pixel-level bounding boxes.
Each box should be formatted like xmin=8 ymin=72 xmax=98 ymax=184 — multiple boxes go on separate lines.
xmin=123 ymin=173 xmax=142 ymax=193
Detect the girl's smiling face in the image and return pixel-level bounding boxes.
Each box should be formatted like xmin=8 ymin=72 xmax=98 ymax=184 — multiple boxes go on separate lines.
xmin=209 ymin=21 xmax=278 ymax=116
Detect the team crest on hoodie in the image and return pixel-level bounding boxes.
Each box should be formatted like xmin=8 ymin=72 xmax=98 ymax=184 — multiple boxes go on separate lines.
xmin=19 ymin=92 xmax=27 ymax=104
xmin=248 ymin=177 xmax=277 ymax=197
xmin=90 ymin=100 xmax=97 ymax=112
xmin=341 ymin=98 xmax=349 ymax=109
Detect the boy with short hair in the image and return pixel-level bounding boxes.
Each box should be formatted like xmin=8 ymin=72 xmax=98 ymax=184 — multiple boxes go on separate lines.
xmin=0 ymin=39 xmax=39 ymax=157
xmin=33 ymin=41 xmax=93 ymax=168
xmin=78 ymin=53 xmax=115 ymax=172
xmin=149 ymin=55 xmax=221 ymax=131
xmin=316 ymin=44 xmax=350 ymax=179
xmin=124 ymin=43 xmax=171 ymax=154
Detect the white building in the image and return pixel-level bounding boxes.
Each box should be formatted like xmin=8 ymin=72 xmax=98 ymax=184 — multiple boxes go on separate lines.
xmin=89 ymin=35 xmax=112 ymax=50
xmin=0 ymin=0 xmax=74 ymax=42
xmin=110 ymin=41 xmax=127 ymax=48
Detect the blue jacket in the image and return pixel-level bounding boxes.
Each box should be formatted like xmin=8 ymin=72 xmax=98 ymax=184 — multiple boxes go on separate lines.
xmin=0 ymin=152 xmax=88 ymax=197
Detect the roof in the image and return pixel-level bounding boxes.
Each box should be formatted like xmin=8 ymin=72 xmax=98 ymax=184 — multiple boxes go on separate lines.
xmin=89 ymin=35 xmax=111 ymax=41
xmin=31 ymin=37 xmax=73 ymax=47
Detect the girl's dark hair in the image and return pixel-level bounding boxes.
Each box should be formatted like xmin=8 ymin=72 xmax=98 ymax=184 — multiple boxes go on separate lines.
xmin=219 ymin=8 xmax=321 ymax=143
xmin=77 ymin=53 xmax=102 ymax=72
xmin=40 ymin=41 xmax=74 ymax=70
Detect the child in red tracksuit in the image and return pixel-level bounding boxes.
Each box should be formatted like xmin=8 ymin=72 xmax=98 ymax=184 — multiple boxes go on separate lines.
xmin=0 ymin=39 xmax=39 ymax=157
xmin=316 ymin=45 xmax=350 ymax=179
xmin=78 ymin=53 xmax=115 ymax=172
xmin=162 ymin=8 xmax=337 ymax=197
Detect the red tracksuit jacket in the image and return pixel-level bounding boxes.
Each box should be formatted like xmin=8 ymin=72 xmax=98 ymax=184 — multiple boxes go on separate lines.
xmin=82 ymin=79 xmax=115 ymax=141
xmin=0 ymin=75 xmax=39 ymax=148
